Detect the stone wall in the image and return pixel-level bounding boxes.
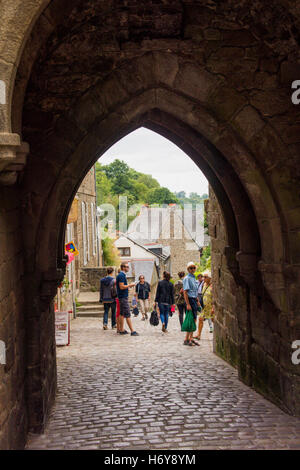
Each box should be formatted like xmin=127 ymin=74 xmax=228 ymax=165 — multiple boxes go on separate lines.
xmin=80 ymin=267 xmax=112 ymax=292
xmin=157 ymin=208 xmax=201 ymax=278
xmin=0 ymin=187 xmax=27 ymax=449
xmin=209 ymin=188 xmax=300 ymax=415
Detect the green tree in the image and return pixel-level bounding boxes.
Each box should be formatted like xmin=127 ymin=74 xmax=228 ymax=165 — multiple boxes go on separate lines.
xmin=95 ymin=163 xmax=112 ymax=205
xmin=102 ymin=159 xmax=130 ymax=180
xmin=131 ymin=181 xmax=149 ymax=201
xmin=101 ymin=231 xmax=121 ymax=266
xmin=136 ymin=173 xmax=160 ymax=189
xmin=148 ymin=187 xmax=178 ymax=205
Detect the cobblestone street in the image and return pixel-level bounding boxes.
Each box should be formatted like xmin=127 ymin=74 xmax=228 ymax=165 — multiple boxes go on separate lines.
xmin=26 ymin=316 xmax=300 ymax=450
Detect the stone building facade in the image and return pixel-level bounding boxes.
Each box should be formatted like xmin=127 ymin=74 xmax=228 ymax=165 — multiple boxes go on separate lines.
xmin=56 ymin=165 xmax=101 ymax=311
xmin=0 ymin=0 xmax=299 ymax=450
xmin=127 ymin=205 xmax=206 ymax=278
xmin=156 ymin=206 xmax=205 ymax=278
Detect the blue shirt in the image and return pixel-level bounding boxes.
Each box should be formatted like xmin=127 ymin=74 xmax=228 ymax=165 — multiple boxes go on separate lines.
xmin=116 ymin=271 xmax=128 ymax=299
xmin=183 ymin=273 xmax=198 ymax=299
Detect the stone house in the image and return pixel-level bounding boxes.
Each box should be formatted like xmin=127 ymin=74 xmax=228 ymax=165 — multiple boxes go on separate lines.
xmin=126 ymin=205 xmax=209 ymax=278
xmin=56 ymin=166 xmax=101 ymax=311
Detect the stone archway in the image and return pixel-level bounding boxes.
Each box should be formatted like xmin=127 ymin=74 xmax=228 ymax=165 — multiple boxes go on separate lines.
xmin=18 ymin=71 xmax=293 ymax=433
xmin=0 ymin=0 xmax=299 ymax=449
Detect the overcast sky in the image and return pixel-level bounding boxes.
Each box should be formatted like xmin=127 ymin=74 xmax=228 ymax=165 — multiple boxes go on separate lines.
xmin=97 ymin=127 xmax=208 ymax=196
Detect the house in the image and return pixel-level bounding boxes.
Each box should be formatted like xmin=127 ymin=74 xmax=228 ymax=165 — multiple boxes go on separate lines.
xmin=55 ymin=166 xmax=101 ymax=312
xmin=114 ymin=233 xmax=165 ymax=302
xmin=125 ymin=204 xmax=209 ymax=278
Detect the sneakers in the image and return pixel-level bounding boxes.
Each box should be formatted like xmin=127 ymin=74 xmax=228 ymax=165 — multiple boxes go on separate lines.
xmin=112 ymin=325 xmax=117 ymax=329
xmin=162 ymin=323 xmax=166 ymax=333
xmin=131 ymin=331 xmax=139 ymax=336
xmin=119 ymin=330 xmax=128 ymax=335
xmin=103 ymin=325 xmax=108 ymax=330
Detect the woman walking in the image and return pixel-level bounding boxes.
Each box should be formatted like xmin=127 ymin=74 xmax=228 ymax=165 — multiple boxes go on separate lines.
xmin=174 ymin=271 xmax=186 ymax=327
xmin=135 ymin=274 xmax=151 ymax=320
xmin=154 ymin=271 xmax=175 ymax=333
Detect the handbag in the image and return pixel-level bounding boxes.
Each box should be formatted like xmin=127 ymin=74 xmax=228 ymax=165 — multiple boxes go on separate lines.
xmin=181 ymin=309 xmax=196 ymax=332
xmin=150 ymin=310 xmax=159 ymax=326
xmin=132 ymin=306 xmax=139 ymax=316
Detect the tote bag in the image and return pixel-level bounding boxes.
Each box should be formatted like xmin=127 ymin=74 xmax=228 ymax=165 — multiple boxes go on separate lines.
xmin=181 ymin=309 xmax=196 ymax=332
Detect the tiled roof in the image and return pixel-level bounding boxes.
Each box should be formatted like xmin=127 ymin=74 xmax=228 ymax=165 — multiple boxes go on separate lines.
xmin=126 ymin=205 xmax=209 ymax=248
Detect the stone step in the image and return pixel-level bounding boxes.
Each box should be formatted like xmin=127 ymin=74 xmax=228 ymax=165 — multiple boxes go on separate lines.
xmin=77 ymin=300 xmax=101 ymax=306
xmin=76 ymin=311 xmax=103 ymax=318
xmin=77 ymin=304 xmax=104 ymax=312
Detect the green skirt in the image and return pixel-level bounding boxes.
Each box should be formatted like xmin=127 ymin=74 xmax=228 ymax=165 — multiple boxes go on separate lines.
xmin=181 ymin=309 xmax=196 ymax=332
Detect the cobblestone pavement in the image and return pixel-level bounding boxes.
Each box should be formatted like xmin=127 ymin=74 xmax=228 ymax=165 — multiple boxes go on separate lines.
xmin=26 ymin=315 xmax=300 ymax=450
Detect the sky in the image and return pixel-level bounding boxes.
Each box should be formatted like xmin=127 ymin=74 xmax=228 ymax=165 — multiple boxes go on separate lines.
xmin=97 ymin=127 xmax=208 ymax=196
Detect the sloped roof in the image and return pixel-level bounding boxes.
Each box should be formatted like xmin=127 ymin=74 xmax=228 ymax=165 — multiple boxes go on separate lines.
xmin=126 ymin=205 xmax=209 ymax=248
xmin=118 ymin=232 xmax=169 ymax=261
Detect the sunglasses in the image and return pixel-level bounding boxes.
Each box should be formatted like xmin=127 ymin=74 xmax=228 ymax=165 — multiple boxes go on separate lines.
xmin=189 ymin=267 xmax=196 ymax=270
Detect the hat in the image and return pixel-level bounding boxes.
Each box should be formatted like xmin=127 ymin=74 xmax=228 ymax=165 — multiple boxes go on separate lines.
xmin=202 ymin=270 xmax=211 ymax=277
xmin=187 ymin=261 xmax=196 ymax=269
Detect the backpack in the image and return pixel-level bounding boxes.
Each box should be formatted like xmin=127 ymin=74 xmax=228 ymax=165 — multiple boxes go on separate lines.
xmin=150 ymin=310 xmax=159 ymax=326
xmin=110 ymin=279 xmax=117 ymax=299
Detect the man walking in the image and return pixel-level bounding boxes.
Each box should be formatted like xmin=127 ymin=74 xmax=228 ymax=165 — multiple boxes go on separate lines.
xmin=116 ymin=262 xmax=139 ymax=336
xmin=100 ymin=267 xmax=117 ymax=330
xmin=183 ymin=262 xmax=201 ymax=345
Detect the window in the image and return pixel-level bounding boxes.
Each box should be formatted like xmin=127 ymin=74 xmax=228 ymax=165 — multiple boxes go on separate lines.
xmin=91 ymin=202 xmax=96 ymax=256
xmin=81 ymin=202 xmax=87 ymax=266
xmin=118 ymin=247 xmax=131 ymax=257
xmin=86 ymin=203 xmax=90 ymax=262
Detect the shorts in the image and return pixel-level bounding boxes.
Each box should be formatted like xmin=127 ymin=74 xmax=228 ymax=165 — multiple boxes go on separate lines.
xmin=188 ymin=297 xmax=198 ymax=320
xmin=119 ymin=297 xmax=131 ymax=318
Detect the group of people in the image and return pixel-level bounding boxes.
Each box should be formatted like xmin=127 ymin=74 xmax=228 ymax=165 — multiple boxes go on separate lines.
xmin=99 ymin=261 xmax=213 ymax=345
xmin=99 ymin=263 xmax=140 ymax=336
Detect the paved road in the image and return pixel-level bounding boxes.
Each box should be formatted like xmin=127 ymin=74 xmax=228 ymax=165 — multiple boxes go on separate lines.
xmin=26 ymin=315 xmax=300 ymax=450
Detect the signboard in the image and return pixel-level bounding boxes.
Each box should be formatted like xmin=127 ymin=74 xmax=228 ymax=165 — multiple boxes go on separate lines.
xmin=65 ymin=241 xmax=79 ymax=257
xmin=55 ymin=311 xmax=70 ymax=346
